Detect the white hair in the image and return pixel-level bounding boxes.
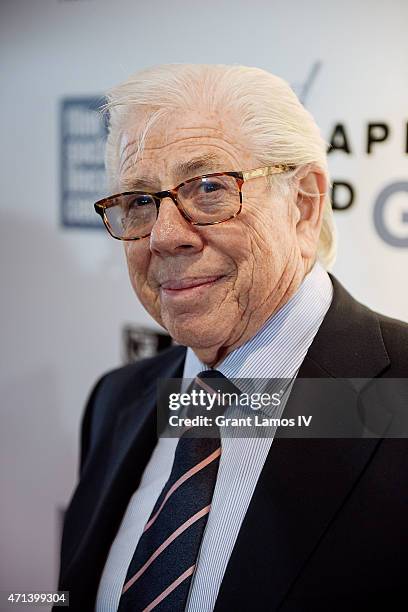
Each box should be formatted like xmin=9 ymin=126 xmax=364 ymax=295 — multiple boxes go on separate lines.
xmin=103 ymin=64 xmax=336 ymax=269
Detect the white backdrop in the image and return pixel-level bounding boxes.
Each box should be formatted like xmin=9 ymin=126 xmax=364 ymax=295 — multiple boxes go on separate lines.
xmin=1 ymin=0 xmax=407 ymax=600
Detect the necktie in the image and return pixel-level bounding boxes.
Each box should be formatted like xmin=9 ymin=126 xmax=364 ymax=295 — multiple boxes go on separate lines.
xmin=118 ymin=370 xmax=236 ymax=612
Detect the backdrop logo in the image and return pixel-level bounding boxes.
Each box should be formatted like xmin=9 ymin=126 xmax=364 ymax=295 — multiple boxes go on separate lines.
xmin=326 ymin=121 xmax=408 ymax=248
xmin=60 ymin=97 xmax=107 ymax=228
xmin=373 ymin=182 xmax=408 ymax=248
xmin=122 ymin=325 xmax=172 ymax=363
xmin=299 ymin=63 xmax=408 ymax=248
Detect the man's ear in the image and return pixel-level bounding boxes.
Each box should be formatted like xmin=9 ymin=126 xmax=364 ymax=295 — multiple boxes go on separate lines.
xmin=294 ymin=166 xmax=327 ymax=259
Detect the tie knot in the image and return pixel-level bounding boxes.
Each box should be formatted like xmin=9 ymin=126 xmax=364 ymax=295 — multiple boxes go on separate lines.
xmin=185 ymin=370 xmax=241 ymax=418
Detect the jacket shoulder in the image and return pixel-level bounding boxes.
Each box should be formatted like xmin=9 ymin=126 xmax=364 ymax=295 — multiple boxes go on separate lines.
xmin=308 ymin=275 xmax=407 ymax=378
xmin=94 ymin=343 xmax=185 ymax=404
xmin=80 ymin=344 xmax=186 ymax=471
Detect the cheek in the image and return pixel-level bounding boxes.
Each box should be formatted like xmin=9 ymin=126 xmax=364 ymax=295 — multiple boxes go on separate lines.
xmin=243 ymin=196 xmax=295 ymax=260
xmin=229 ymin=202 xmax=296 ymax=298
xmin=125 ymin=244 xmax=153 ymax=299
xmin=203 ymin=225 xmax=253 ymax=282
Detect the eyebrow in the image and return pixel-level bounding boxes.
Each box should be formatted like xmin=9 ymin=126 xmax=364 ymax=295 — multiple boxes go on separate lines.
xmin=121 ymin=176 xmax=159 ymax=191
xmin=121 ymin=153 xmax=226 ymax=192
xmin=171 ymin=153 xmax=225 ymax=182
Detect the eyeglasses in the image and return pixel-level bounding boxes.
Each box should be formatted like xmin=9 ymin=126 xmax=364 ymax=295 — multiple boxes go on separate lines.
xmin=94 ymin=164 xmax=296 ymax=240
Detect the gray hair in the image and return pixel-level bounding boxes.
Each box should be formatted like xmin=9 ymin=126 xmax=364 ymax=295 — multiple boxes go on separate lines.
xmin=103 ymin=64 xmax=336 ymax=269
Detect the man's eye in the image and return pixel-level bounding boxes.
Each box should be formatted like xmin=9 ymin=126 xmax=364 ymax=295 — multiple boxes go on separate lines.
xmin=132 ymin=194 xmax=154 ymax=206
xmin=199 ymin=181 xmax=224 ymax=194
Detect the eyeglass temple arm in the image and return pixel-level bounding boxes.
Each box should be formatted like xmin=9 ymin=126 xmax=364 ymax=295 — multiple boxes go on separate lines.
xmin=242 ymin=164 xmax=296 ymax=181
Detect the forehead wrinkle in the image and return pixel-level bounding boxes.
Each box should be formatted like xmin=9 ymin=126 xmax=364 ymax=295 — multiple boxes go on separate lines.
xmin=121 ymin=127 xmax=222 ymax=165
xmin=119 ymin=107 xmax=245 ymax=173
xmin=137 ymin=136 xmax=246 ymax=170
xmin=119 ymin=134 xmax=219 ymax=177
xmin=120 ymin=136 xmax=249 ymax=190
xmin=142 ymin=134 xmax=216 ymax=152
xmin=170 ymin=153 xmax=224 ymax=182
xmin=178 ymin=125 xmax=224 ymax=132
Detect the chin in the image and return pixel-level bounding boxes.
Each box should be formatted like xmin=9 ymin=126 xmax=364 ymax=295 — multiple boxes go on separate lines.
xmin=165 ymin=314 xmax=228 ymax=350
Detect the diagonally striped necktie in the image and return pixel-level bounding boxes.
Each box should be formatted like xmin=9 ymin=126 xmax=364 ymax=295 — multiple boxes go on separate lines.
xmin=117 ymin=370 xmax=239 ymax=612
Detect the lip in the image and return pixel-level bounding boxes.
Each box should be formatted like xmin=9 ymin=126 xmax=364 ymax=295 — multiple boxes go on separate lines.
xmin=160 ymin=275 xmax=223 ymax=292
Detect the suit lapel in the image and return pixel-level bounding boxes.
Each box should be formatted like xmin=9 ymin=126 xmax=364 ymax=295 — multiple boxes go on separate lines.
xmin=61 ymin=347 xmax=186 ymax=604
xmin=214 ymin=276 xmax=390 ymax=611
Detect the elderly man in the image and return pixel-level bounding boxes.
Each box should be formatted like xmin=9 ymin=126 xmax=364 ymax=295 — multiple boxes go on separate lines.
xmin=57 ymin=65 xmax=408 ymax=611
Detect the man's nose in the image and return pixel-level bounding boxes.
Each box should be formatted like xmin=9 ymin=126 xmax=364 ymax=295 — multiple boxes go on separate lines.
xmin=149 ymin=197 xmax=204 ymax=256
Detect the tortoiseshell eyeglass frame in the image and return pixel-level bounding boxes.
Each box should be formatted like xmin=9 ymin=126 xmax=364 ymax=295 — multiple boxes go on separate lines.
xmin=94 ymin=163 xmax=297 ymax=241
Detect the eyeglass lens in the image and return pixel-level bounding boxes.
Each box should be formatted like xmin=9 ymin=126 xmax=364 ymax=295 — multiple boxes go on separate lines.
xmin=104 ymin=175 xmax=241 ymax=239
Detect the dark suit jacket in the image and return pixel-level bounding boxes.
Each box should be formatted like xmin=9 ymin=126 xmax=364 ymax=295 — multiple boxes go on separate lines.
xmin=56 ymin=277 xmax=408 ymax=611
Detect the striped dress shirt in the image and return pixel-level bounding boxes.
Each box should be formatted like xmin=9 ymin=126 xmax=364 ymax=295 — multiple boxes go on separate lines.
xmin=96 ymin=261 xmax=333 ymax=611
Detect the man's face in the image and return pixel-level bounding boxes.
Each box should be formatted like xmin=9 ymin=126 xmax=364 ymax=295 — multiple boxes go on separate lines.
xmin=119 ymin=108 xmax=302 ymax=365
